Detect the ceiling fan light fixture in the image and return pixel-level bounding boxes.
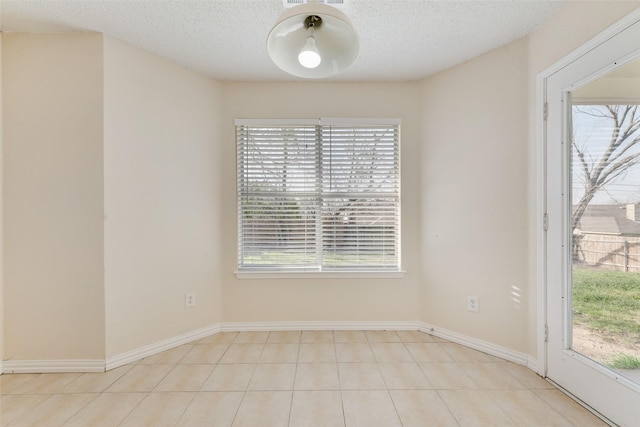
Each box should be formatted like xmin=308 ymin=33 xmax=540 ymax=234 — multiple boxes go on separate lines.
xmin=267 ymin=2 xmax=359 ymax=78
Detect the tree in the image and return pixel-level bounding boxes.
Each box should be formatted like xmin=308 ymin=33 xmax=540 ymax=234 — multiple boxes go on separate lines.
xmin=572 ymin=105 xmax=640 ymax=232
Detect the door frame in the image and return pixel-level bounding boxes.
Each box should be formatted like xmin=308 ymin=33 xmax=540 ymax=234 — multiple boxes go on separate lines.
xmin=537 ymin=7 xmax=640 ymax=424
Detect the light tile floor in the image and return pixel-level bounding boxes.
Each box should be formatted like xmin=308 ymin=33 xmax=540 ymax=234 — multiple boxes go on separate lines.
xmin=0 ymin=330 xmax=609 ymax=427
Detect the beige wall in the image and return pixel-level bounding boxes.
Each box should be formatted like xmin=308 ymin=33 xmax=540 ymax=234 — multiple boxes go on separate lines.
xmin=418 ymin=1 xmax=640 ymax=355
xmin=103 ymin=37 xmax=222 ymax=357
xmin=2 ymin=2 xmax=640 ymax=365
xmin=3 ymin=34 xmax=105 ymax=360
xmin=219 ymin=82 xmax=423 ymax=323
xmin=527 ymin=2 xmax=640 ymax=76
xmin=572 ymin=76 xmax=640 ymax=101
xmin=1 ymin=33 xmax=223 ymax=362
xmin=420 ymin=39 xmax=530 ymax=352
xmin=0 ymin=34 xmax=4 ymax=366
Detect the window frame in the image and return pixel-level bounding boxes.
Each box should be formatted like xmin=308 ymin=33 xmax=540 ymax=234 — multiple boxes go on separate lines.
xmin=235 ymin=118 xmax=404 ymax=279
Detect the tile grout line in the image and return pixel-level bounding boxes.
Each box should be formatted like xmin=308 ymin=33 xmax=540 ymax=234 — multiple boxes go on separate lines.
xmin=287 ymin=330 xmax=301 ymax=427
xmin=114 ymin=392 xmax=147 ymax=427
xmin=2 ymin=330 xmax=608 ymax=427
xmin=164 ymin=343 xmax=219 ymax=418
xmin=433 ymin=389 xmax=464 ymax=427
xmin=98 ymin=366 xmax=146 ymax=425
xmin=384 ymin=331 xmax=411 ymax=426
xmin=226 ymin=331 xmax=266 ymax=427
xmin=166 ymin=352 xmax=211 ymax=427
xmin=335 ymin=331 xmax=348 ymax=427
xmin=26 ymin=391 xmax=101 ymax=427
xmin=112 ymin=362 xmax=181 ymax=426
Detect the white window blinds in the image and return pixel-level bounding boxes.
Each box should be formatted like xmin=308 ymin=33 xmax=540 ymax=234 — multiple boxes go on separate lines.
xmin=236 ymin=119 xmax=400 ymax=272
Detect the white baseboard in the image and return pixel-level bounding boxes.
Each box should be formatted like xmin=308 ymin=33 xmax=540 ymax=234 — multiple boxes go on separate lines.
xmin=527 ymin=356 xmax=540 ymax=375
xmin=222 ymin=320 xmax=538 ymax=370
xmin=1 ymin=321 xmax=540 ymax=376
xmin=105 ymin=323 xmax=221 ymax=371
xmin=221 ymin=320 xmax=422 ymax=332
xmin=417 ymin=322 xmax=536 ymax=368
xmin=2 ymin=359 xmax=105 ymax=374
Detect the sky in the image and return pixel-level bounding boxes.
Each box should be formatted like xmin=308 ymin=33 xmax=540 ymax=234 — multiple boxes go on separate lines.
xmin=571 ymin=105 xmax=640 ymax=206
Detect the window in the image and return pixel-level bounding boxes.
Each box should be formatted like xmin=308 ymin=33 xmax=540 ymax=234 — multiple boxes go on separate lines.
xmin=236 ymin=118 xmax=401 ymax=276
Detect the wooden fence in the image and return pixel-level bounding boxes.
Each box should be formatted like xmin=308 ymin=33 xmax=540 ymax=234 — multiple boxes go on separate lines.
xmin=573 ymin=234 xmax=640 ymax=272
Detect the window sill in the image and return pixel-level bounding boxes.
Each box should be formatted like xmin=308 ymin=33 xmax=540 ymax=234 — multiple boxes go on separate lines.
xmin=234 ymin=270 xmax=406 ymax=279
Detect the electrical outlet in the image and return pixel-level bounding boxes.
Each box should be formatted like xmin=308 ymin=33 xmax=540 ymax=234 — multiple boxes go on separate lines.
xmin=185 ymin=292 xmax=196 ymax=308
xmin=467 ymin=295 xmax=479 ymax=312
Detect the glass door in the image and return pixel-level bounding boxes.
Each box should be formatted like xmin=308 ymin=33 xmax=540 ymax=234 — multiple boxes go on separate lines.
xmin=570 ymin=92 xmax=640 ymax=388
xmin=544 ymin=15 xmax=640 ymax=427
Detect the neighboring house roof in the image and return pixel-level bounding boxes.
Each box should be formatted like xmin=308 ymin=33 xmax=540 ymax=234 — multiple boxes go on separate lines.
xmin=576 ymin=204 xmax=640 ymax=236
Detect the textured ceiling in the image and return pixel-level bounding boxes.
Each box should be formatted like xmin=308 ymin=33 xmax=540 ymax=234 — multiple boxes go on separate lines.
xmin=0 ymin=0 xmax=567 ymax=82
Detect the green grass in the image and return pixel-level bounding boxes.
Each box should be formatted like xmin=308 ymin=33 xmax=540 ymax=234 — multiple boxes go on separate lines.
xmin=572 ymin=266 xmax=640 ymax=358
xmin=608 ymin=354 xmax=640 ymax=369
xmin=241 ymin=250 xmax=395 ymax=267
